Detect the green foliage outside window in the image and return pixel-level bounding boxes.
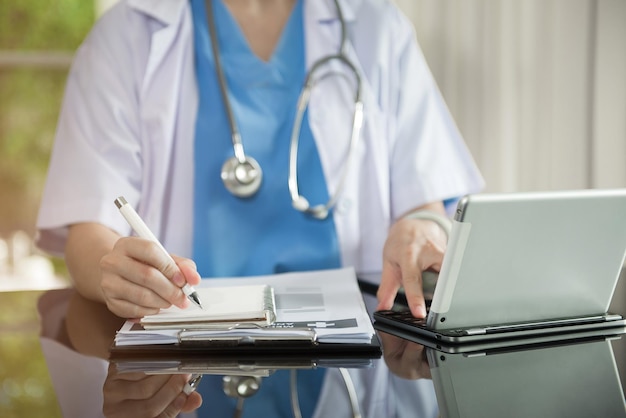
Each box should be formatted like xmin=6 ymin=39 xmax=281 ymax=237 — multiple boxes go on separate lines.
xmin=0 ymin=0 xmax=95 ymax=237
xmin=1 ymin=2 xmax=96 ymax=417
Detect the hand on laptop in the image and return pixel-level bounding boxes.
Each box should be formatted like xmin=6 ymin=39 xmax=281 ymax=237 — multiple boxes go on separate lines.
xmin=377 ymin=208 xmax=447 ymax=318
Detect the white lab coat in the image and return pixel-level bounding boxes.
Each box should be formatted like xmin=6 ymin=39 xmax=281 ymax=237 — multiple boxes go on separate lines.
xmin=36 ymin=0 xmax=483 ymax=275
xmin=36 ymin=1 xmax=483 ymax=416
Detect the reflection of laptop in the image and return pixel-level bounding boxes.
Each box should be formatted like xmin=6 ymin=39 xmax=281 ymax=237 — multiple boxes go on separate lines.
xmin=425 ymin=334 xmax=626 ymax=418
xmin=374 ymin=189 xmax=626 ymax=343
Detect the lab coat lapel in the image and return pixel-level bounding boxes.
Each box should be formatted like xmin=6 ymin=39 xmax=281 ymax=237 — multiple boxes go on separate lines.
xmin=304 ymin=0 xmax=360 ymax=68
xmin=127 ymin=0 xmax=188 ymax=94
xmin=303 ymin=0 xmax=390 ymax=272
xmin=125 ymin=0 xmax=197 ymax=245
xmin=303 ymin=0 xmax=371 ymax=191
xmin=128 ymin=0 xmax=184 ymax=25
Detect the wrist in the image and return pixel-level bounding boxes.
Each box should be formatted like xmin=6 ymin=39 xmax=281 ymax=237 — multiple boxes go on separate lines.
xmin=403 ymin=210 xmax=451 ymax=239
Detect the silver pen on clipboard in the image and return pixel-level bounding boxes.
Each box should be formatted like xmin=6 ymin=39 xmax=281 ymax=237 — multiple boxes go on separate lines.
xmin=114 ymin=196 xmax=203 ymax=310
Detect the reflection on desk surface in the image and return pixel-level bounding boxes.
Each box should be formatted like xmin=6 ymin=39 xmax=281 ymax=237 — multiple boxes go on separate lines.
xmin=378 ymin=328 xmax=626 ymax=418
xmin=8 ymin=287 xmax=626 ymax=418
xmin=37 ymin=288 xmax=441 ymax=418
xmin=0 ymin=291 xmax=63 ymax=417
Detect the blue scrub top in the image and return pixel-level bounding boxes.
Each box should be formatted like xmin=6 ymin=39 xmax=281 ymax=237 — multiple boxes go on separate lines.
xmin=191 ymin=0 xmax=339 ymax=416
xmin=191 ymin=0 xmax=341 ymax=279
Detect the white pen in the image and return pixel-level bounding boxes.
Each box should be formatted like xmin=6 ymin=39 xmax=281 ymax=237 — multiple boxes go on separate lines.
xmin=183 ymin=374 xmax=203 ymax=395
xmin=114 ymin=196 xmax=203 ymax=310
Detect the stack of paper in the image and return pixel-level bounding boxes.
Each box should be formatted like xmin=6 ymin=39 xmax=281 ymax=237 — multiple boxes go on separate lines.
xmin=114 ymin=267 xmax=376 ymax=347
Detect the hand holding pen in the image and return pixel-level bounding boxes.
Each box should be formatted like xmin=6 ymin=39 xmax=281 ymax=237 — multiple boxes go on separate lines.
xmin=106 ymin=197 xmax=202 ymax=314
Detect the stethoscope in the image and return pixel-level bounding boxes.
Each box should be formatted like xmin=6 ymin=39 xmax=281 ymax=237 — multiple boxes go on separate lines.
xmin=222 ymin=369 xmax=362 ymax=418
xmin=206 ymin=0 xmax=364 ymax=220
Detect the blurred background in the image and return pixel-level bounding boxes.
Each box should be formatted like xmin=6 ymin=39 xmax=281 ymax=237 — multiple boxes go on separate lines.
xmin=1 ymin=2 xmax=95 ymax=416
xmin=0 ymin=0 xmax=624 ymax=416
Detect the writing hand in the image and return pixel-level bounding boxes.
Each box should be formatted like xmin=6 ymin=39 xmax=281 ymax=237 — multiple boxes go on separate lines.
xmin=100 ymin=237 xmax=201 ymax=318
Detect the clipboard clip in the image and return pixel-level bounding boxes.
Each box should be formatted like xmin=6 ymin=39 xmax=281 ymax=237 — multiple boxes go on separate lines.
xmin=176 ymin=326 xmax=319 ymax=346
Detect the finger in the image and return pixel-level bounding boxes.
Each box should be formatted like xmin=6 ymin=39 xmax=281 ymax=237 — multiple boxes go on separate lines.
xmin=104 ymin=371 xmax=156 ymax=406
xmin=159 ymin=393 xmax=188 ymax=418
xmin=106 ymin=374 xmax=172 ymax=402
xmin=180 ymin=392 xmax=203 ymax=413
xmin=377 ymin=263 xmax=402 ymax=311
xmin=105 ymin=239 xmax=188 ymax=308
xmin=123 ymin=239 xmax=191 ymax=307
xmin=108 ymin=374 xmax=189 ymax=418
xmin=400 ymin=261 xmax=427 ymax=318
xmin=387 ymin=237 xmax=426 ymax=317
xmin=101 ymin=270 xmax=170 ymax=308
xmin=101 ymin=269 xmax=173 ymax=318
xmin=144 ymin=374 xmax=192 ymax=418
xmin=403 ymin=235 xmax=447 ymax=318
xmin=107 ymin=369 xmax=153 ymax=383
xmin=118 ymin=237 xmax=182 ymax=283
xmin=172 ymin=256 xmax=202 ymax=287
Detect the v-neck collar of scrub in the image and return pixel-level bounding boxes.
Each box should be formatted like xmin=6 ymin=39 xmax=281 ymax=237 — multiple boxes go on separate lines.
xmin=212 ymin=0 xmax=303 ymax=87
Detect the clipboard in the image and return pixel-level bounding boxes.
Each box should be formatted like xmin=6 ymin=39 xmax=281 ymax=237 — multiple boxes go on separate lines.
xmin=110 ymin=268 xmax=381 ymax=359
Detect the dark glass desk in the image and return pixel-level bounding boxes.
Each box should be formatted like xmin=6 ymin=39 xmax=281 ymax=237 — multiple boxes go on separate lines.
xmin=5 ymin=287 xmax=626 ymax=418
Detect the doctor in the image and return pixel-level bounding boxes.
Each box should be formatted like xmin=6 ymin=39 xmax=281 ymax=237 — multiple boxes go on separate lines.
xmin=37 ymin=0 xmax=483 ymax=416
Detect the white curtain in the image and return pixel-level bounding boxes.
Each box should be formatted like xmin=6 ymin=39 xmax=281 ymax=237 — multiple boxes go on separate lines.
xmin=395 ymin=0 xmax=626 ymax=193
xmin=395 ymin=0 xmax=626 ymax=380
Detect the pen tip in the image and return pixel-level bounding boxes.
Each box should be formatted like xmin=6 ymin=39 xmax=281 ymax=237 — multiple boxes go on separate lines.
xmin=190 ymin=292 xmax=203 ymax=310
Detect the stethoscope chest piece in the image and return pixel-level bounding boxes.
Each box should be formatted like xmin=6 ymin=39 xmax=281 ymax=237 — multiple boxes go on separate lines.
xmin=221 ymin=155 xmax=263 ymax=198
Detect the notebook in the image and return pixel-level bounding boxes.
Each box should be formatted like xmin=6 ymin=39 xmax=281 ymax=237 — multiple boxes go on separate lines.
xmin=140 ymin=284 xmax=276 ymax=329
xmin=374 ymin=188 xmax=626 ymax=343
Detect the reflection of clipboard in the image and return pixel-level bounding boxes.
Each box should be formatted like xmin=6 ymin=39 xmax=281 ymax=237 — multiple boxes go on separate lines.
xmin=112 ymin=355 xmax=376 ymax=377
xmin=109 ymin=332 xmax=381 ymax=358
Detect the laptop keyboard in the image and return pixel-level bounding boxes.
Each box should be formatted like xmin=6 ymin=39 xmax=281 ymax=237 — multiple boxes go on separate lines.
xmin=374 ymin=306 xmax=430 ymax=331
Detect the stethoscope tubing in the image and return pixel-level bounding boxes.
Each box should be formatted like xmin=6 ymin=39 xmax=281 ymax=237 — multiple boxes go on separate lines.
xmin=205 ymin=0 xmax=363 ymax=218
xmin=288 ymin=54 xmax=363 ymax=219
xmin=206 ymin=0 xmax=245 ymax=165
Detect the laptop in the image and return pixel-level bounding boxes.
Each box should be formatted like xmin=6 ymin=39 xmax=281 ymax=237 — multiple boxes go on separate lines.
xmin=373 ymin=188 xmax=626 ymax=343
